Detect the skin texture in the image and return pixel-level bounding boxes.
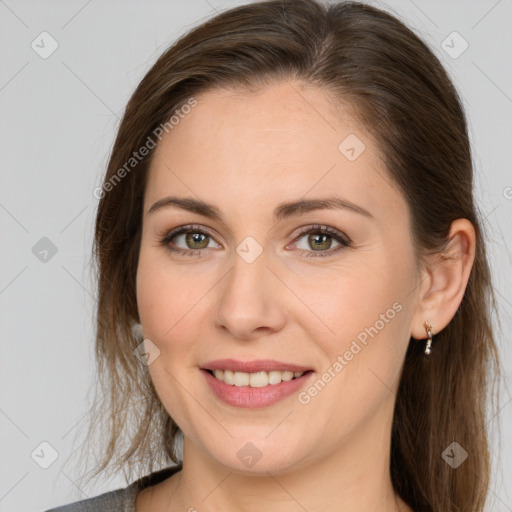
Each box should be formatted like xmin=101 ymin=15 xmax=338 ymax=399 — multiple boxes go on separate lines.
xmin=134 ymin=80 xmax=476 ymax=511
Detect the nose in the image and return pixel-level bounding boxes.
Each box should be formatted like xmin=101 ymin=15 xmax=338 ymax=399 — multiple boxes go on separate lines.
xmin=213 ymin=246 xmax=288 ymax=341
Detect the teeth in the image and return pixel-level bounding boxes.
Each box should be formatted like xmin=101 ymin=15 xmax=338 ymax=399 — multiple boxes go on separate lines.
xmin=268 ymin=371 xmax=282 ymax=385
xmin=211 ymin=369 xmax=305 ymax=387
xmin=234 ymin=371 xmax=249 ymax=387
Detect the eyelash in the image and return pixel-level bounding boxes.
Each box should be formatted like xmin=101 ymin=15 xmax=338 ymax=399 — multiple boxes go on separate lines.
xmin=159 ymin=223 xmax=351 ymax=259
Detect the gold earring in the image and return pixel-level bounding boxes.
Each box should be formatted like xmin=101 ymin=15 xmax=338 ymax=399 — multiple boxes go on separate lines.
xmin=424 ymin=321 xmax=433 ymax=355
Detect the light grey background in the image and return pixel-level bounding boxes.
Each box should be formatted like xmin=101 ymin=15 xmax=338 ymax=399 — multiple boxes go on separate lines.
xmin=0 ymin=0 xmax=510 ymax=511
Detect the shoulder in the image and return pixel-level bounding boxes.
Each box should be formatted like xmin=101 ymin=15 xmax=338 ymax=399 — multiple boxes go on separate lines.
xmin=43 ymin=464 xmax=182 ymax=512
xmin=43 ymin=485 xmax=132 ymax=512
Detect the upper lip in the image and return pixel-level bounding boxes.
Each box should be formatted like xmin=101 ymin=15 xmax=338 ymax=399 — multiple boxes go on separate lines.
xmin=201 ymin=359 xmax=312 ymax=373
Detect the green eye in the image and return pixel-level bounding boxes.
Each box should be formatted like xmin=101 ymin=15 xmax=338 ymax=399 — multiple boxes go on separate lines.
xmin=292 ymin=225 xmax=350 ymax=258
xmin=160 ymin=225 xmax=218 ymax=257
xmin=160 ymin=223 xmax=350 ymax=258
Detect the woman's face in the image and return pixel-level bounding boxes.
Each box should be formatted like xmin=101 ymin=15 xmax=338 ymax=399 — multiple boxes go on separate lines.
xmin=136 ymin=80 xmax=422 ymax=474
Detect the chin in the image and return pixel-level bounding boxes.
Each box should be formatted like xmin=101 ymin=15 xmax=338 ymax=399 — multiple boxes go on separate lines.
xmin=200 ymin=435 xmax=311 ymax=476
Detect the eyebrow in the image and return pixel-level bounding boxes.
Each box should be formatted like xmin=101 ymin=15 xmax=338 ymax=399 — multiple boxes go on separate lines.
xmin=148 ymin=195 xmax=373 ymax=221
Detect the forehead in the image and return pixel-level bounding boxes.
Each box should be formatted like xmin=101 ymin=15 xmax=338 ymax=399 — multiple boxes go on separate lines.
xmin=145 ymin=81 xmax=404 ymax=225
xmin=153 ymin=81 xmax=366 ymax=170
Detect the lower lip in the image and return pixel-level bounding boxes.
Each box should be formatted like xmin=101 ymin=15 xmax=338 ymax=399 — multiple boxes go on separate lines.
xmin=201 ymin=369 xmax=313 ymax=408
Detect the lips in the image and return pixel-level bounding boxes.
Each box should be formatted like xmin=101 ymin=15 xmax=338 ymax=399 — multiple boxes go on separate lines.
xmin=200 ymin=359 xmax=315 ymax=408
xmin=201 ymin=358 xmax=312 ymax=374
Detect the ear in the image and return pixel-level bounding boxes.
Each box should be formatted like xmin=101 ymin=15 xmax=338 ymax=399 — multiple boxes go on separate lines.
xmin=410 ymin=218 xmax=476 ymax=340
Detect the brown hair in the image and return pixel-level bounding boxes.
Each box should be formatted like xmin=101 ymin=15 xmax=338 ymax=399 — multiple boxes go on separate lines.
xmin=74 ymin=1 xmax=501 ymax=510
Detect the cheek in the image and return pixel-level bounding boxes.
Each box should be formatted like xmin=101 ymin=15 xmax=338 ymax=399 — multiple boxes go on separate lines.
xmin=136 ymin=245 xmax=208 ymax=345
xmin=292 ymin=248 xmax=413 ymax=391
xmin=293 ymin=257 xmax=401 ymax=342
xmin=136 ymin=248 xmax=205 ymax=427
xmin=293 ymin=267 xmax=411 ymax=437
xmin=136 ymin=250 xmax=168 ymax=340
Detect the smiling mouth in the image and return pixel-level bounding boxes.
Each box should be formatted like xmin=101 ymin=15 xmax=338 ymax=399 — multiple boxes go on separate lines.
xmin=203 ymin=368 xmax=314 ymax=388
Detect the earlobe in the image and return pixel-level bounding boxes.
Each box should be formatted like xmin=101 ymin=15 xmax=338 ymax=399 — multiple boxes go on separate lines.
xmin=410 ymin=218 xmax=476 ymax=343
xmin=423 ymin=320 xmax=433 ymax=354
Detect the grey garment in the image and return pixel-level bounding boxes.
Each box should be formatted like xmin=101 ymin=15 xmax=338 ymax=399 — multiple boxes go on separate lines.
xmin=44 ymin=465 xmax=182 ymax=512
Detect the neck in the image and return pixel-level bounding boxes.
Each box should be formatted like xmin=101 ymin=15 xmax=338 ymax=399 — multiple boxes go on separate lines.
xmin=163 ymin=410 xmax=412 ymax=512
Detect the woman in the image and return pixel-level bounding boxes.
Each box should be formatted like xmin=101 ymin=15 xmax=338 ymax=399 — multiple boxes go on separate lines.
xmin=46 ymin=0 xmax=500 ymax=510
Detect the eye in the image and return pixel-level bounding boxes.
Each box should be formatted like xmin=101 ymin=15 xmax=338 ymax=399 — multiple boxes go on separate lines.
xmin=290 ymin=224 xmax=351 ymax=258
xmin=160 ymin=224 xmax=220 ymax=257
xmin=159 ymin=223 xmax=351 ymax=258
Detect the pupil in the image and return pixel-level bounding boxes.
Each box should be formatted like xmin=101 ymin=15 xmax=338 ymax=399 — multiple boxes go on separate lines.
xmin=310 ymin=233 xmax=330 ymax=251
xmin=187 ymin=232 xmax=208 ymax=249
